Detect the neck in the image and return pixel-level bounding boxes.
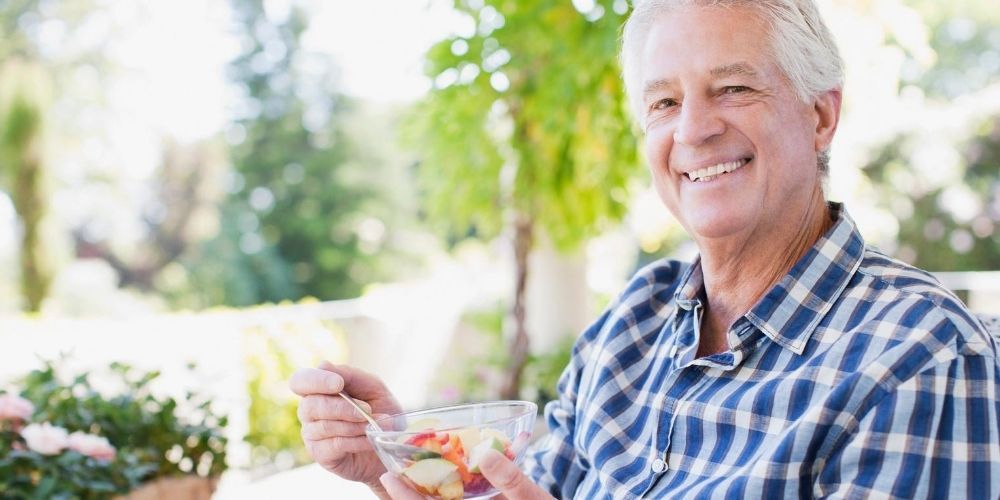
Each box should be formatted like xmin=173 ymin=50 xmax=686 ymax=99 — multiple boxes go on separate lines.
xmin=695 ymin=187 xmax=832 ymax=357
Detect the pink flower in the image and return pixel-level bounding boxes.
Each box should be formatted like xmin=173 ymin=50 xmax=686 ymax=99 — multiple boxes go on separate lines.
xmin=0 ymin=394 xmax=34 ymax=422
xmin=68 ymin=431 xmax=116 ymax=462
xmin=20 ymin=422 xmax=69 ymax=455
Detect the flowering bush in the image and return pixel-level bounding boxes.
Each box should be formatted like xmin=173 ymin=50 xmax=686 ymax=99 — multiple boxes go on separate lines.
xmin=0 ymin=360 xmax=227 ymax=499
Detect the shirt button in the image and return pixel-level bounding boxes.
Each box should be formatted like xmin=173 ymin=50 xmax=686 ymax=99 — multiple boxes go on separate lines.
xmin=651 ymin=458 xmax=668 ymax=473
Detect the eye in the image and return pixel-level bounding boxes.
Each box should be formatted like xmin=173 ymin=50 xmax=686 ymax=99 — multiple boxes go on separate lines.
xmin=722 ymin=85 xmax=751 ymax=94
xmin=650 ymin=98 xmax=678 ymax=111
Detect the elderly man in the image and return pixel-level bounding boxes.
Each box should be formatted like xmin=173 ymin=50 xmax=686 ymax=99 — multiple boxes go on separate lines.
xmin=290 ymin=0 xmax=1000 ymax=498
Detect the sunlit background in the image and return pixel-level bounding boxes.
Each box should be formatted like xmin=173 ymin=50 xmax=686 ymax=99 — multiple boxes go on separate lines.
xmin=0 ymin=0 xmax=997 ymax=496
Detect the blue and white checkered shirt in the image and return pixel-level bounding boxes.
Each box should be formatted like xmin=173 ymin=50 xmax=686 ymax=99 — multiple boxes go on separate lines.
xmin=525 ymin=203 xmax=1000 ymax=499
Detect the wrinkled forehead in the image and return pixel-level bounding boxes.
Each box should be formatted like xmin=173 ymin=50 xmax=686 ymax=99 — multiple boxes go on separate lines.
xmin=638 ymin=4 xmax=779 ymax=80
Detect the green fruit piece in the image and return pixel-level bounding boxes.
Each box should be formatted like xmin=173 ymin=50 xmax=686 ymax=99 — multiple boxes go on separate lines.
xmin=412 ymin=451 xmax=442 ymax=460
xmin=405 ymin=418 xmax=441 ymax=432
xmin=480 ymin=428 xmax=509 ymax=445
xmin=455 ymin=427 xmax=482 ymax=451
xmin=438 ymin=475 xmax=464 ymax=500
xmin=402 ymin=458 xmax=458 ymax=489
xmin=468 ymin=436 xmax=507 ymax=473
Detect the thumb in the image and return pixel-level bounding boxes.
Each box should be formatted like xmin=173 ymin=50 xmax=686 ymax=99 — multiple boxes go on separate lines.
xmin=480 ymin=450 xmax=553 ymax=500
xmin=379 ymin=472 xmax=426 ymax=500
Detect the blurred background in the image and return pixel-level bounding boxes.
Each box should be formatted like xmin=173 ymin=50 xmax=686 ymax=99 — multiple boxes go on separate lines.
xmin=0 ymin=0 xmax=997 ymax=496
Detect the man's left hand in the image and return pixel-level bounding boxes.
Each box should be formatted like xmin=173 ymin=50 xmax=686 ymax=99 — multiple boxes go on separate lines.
xmin=379 ymin=449 xmax=554 ymax=500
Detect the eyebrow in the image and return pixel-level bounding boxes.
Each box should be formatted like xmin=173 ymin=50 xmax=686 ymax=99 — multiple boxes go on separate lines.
xmin=642 ymin=78 xmax=675 ymax=100
xmin=642 ymin=62 xmax=761 ymax=100
xmin=710 ymin=62 xmax=758 ymax=79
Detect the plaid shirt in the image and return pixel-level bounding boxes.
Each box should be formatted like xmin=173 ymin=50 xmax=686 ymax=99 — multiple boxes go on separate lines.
xmin=525 ymin=203 xmax=1000 ymax=499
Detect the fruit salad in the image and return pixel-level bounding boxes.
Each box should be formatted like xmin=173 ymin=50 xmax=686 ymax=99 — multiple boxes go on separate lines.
xmin=396 ymin=418 xmax=531 ymax=500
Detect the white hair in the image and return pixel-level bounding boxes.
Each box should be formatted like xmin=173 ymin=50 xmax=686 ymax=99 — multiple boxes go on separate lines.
xmin=621 ymin=0 xmax=844 ymax=174
xmin=622 ymin=0 xmax=844 ymax=114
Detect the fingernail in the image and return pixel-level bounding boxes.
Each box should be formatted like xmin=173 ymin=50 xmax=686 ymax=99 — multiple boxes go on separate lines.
xmin=379 ymin=471 xmax=393 ymax=487
xmin=481 ymin=449 xmax=504 ymax=469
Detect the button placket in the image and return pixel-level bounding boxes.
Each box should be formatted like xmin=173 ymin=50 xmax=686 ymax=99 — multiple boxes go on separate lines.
xmin=641 ymin=365 xmax=707 ymax=497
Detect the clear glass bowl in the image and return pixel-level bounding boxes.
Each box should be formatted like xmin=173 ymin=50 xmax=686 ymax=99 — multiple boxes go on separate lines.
xmin=366 ymin=401 xmax=537 ymax=500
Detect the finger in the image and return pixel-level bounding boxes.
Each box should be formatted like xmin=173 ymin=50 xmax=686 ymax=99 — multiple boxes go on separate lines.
xmin=289 ymin=366 xmax=345 ymax=397
xmin=305 ymin=435 xmax=376 ymax=457
xmin=480 ymin=450 xmax=552 ymax=500
xmin=300 ymin=419 xmax=369 ymax=441
xmin=297 ymin=394 xmax=372 ymax=423
xmin=379 ymin=472 xmax=427 ymax=500
xmin=330 ymin=364 xmax=392 ymax=401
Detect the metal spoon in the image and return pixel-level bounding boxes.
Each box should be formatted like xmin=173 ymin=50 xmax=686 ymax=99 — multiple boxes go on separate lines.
xmin=338 ymin=392 xmax=384 ymax=432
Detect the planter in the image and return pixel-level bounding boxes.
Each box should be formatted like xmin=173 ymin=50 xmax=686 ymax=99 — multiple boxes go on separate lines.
xmin=116 ymin=476 xmax=218 ymax=500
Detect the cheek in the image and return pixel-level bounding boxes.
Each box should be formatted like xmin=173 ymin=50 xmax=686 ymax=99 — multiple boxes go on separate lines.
xmin=644 ymin=127 xmax=674 ymax=173
xmin=644 ymin=133 xmax=680 ymax=211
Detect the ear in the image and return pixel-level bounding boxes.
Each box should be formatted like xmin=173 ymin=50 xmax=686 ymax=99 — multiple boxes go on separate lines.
xmin=813 ymin=88 xmax=842 ymax=152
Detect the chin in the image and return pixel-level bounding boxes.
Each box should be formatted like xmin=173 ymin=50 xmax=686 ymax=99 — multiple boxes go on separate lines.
xmin=687 ymin=215 xmax=751 ymax=241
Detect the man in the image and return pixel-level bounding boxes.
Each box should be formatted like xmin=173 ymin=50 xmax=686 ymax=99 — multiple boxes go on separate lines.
xmin=290 ymin=1 xmax=1000 ymax=498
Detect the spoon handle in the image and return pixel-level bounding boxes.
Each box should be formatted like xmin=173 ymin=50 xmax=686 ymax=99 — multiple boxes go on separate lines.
xmin=338 ymin=392 xmax=383 ymax=431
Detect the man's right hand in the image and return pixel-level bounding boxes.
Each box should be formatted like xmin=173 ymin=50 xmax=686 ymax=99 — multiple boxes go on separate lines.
xmin=289 ymin=361 xmax=402 ymax=497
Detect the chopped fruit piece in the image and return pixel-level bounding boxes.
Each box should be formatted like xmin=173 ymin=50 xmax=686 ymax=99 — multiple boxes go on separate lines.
xmin=468 ymin=436 xmax=508 ymax=473
xmin=405 ymin=418 xmax=441 ymax=432
xmin=419 ymin=438 xmax=444 ymax=454
xmin=402 ymin=458 xmax=458 ymax=491
xmin=455 ymin=427 xmax=482 ymax=450
xmin=441 ymin=435 xmax=472 ymax=484
xmin=480 ymin=428 xmax=508 ymax=443
xmin=407 ymin=431 xmax=436 ymax=446
xmin=509 ymin=431 xmax=530 ymax=457
xmin=465 ymin=475 xmax=492 ymax=495
xmin=412 ymin=450 xmax=442 ymax=460
xmin=437 ymin=474 xmax=464 ymax=500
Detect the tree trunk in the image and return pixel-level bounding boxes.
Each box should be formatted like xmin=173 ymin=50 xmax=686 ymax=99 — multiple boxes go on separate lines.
xmin=1 ymin=63 xmax=51 ymax=313
xmin=13 ymin=148 xmax=49 ymax=312
xmin=499 ymin=214 xmax=533 ymax=399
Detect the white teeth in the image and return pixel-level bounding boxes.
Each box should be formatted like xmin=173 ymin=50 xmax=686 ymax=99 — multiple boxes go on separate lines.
xmin=687 ymin=159 xmax=747 ymax=182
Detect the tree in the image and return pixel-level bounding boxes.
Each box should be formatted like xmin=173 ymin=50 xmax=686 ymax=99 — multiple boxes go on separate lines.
xmin=854 ymin=0 xmax=1000 ymax=272
xmin=74 ymin=139 xmax=227 ymax=293
xmin=0 ymin=59 xmax=52 ymax=312
xmin=189 ymin=0 xmax=405 ymax=307
xmin=405 ymin=0 xmax=642 ymax=398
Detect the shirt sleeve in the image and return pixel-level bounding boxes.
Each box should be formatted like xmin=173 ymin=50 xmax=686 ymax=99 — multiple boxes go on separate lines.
xmin=523 ymin=308 xmax=610 ymax=499
xmin=815 ymin=352 xmax=1000 ymax=499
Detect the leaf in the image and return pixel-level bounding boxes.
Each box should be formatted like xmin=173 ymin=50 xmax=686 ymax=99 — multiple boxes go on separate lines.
xmin=31 ymin=476 xmax=56 ymax=500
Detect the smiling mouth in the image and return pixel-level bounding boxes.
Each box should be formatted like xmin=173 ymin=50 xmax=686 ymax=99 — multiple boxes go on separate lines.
xmin=685 ymin=158 xmax=752 ymax=182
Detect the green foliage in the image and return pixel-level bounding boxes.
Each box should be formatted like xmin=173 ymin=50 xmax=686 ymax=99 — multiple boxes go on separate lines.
xmin=902 ymin=1 xmax=1000 ymax=99
xmin=0 ymin=59 xmax=53 ymax=312
xmin=435 ymin=306 xmax=575 ymax=407
xmin=863 ymin=117 xmax=1000 ymax=271
xmin=437 ymin=308 xmax=509 ymax=402
xmin=405 ymin=0 xmax=642 ymax=251
xmin=0 ymin=360 xmax=227 ymax=498
xmin=188 ymin=0 xmax=411 ymax=306
xmin=858 ymin=1 xmax=999 ymax=272
xmin=242 ymin=315 xmax=348 ymax=469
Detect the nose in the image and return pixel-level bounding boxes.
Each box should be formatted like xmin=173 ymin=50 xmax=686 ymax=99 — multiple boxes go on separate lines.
xmin=672 ymin=97 xmax=725 ymax=146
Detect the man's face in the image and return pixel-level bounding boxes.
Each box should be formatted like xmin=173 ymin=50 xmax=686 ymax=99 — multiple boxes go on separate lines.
xmin=640 ymin=5 xmax=827 ymax=244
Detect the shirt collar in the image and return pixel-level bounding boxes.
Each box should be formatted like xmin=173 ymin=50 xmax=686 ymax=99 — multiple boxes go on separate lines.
xmin=673 ymin=202 xmax=865 ymax=355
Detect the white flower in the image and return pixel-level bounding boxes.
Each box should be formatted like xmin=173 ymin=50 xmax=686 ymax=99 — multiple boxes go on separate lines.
xmin=0 ymin=393 xmax=34 ymax=421
xmin=68 ymin=431 xmax=116 ymax=461
xmin=20 ymin=422 xmax=70 ymax=455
